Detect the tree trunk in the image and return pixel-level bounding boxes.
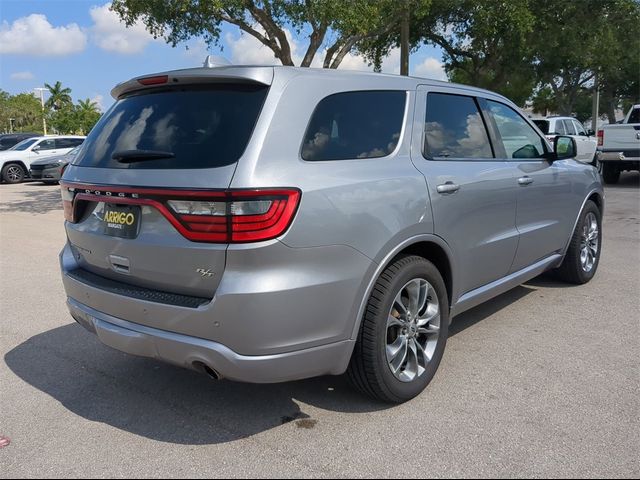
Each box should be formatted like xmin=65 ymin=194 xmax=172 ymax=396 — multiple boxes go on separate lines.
xmin=400 ymin=6 xmax=409 ymax=76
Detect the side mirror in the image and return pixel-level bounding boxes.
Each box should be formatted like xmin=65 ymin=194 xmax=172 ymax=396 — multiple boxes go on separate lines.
xmin=32 ymin=145 xmax=41 ymax=153
xmin=586 ymin=129 xmax=595 ymax=136
xmin=553 ymin=136 xmax=576 ymax=161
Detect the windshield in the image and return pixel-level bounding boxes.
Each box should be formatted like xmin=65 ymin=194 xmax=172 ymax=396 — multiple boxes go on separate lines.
xmin=532 ymin=120 xmax=550 ymax=134
xmin=73 ymin=84 xmax=268 ymax=169
xmin=9 ymin=138 xmax=38 ymax=151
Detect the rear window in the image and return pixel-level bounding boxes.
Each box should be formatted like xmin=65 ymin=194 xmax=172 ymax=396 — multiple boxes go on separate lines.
xmin=533 ymin=120 xmax=549 ymax=134
xmin=301 ymin=91 xmax=405 ymax=161
xmin=56 ymin=138 xmax=84 ymax=149
xmin=74 ymin=84 xmax=268 ymax=169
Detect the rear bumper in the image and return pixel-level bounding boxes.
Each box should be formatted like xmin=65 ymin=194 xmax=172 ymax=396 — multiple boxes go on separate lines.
xmin=597 ymin=150 xmax=640 ymax=162
xmin=67 ymin=297 xmax=354 ymax=383
xmin=60 ymin=238 xmax=374 ymax=381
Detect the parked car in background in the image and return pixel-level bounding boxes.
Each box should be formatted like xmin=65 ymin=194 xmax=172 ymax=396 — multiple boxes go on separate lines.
xmin=532 ymin=116 xmax=597 ymax=164
xmin=0 ymin=132 xmax=40 ymax=151
xmin=0 ymin=135 xmax=85 ymax=183
xmin=59 ymin=65 xmax=603 ymax=403
xmin=596 ymin=104 xmax=640 ymax=184
xmin=30 ymin=145 xmax=81 ymax=184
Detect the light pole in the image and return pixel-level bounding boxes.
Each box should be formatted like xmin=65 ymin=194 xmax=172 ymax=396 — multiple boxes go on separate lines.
xmin=9 ymin=118 xmax=15 ymax=133
xmin=34 ymin=87 xmax=48 ymax=135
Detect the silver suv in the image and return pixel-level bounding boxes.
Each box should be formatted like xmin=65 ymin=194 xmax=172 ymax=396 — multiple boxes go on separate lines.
xmin=60 ymin=66 xmax=603 ymax=403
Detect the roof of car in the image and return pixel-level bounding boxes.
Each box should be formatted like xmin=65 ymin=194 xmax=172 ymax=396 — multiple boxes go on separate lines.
xmin=111 ymin=65 xmax=507 ymax=103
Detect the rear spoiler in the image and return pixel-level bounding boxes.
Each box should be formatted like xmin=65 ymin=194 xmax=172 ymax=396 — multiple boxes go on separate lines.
xmin=111 ymin=66 xmax=274 ymax=99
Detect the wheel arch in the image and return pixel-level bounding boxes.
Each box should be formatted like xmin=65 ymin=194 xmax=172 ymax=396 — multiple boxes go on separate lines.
xmin=350 ymin=234 xmax=457 ymax=340
xmin=1 ymin=160 xmax=29 ymax=175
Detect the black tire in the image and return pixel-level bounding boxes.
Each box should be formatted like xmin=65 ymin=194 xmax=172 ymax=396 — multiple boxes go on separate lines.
xmin=601 ymin=163 xmax=620 ymax=184
xmin=2 ymin=163 xmax=26 ymax=184
xmin=555 ymin=200 xmax=602 ymax=284
xmin=347 ymin=255 xmax=449 ymax=403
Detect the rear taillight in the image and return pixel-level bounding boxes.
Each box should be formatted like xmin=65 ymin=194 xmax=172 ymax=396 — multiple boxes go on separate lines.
xmin=597 ymin=129 xmax=604 ymax=146
xmin=60 ymin=185 xmax=75 ymax=222
xmin=60 ymin=183 xmax=301 ymax=243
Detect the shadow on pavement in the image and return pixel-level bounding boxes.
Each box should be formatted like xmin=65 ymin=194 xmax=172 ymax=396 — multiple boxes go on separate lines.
xmin=6 ymin=279 xmax=542 ymax=445
xmin=0 ymin=183 xmax=61 ymax=214
xmin=605 ymin=171 xmax=639 ymax=189
xmin=5 ymin=322 xmax=388 ymax=445
xmin=450 ymin=284 xmax=535 ymax=336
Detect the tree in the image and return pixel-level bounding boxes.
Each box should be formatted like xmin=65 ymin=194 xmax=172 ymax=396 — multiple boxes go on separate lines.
xmin=111 ymin=0 xmax=406 ymax=69
xmin=76 ymin=99 xmax=102 ymax=134
xmin=0 ymin=90 xmax=44 ymax=133
xmin=595 ymin=0 xmax=640 ymax=123
xmin=45 ymin=81 xmax=72 ymax=111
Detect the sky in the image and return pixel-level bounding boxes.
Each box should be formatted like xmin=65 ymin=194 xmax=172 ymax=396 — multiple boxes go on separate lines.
xmin=0 ymin=0 xmax=447 ymax=112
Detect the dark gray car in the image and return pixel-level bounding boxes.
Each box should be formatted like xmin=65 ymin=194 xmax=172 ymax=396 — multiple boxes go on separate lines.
xmin=30 ymin=146 xmax=80 ymax=184
xmin=59 ymin=66 xmax=604 ymax=403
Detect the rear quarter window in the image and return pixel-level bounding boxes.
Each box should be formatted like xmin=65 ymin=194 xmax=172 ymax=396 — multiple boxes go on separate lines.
xmin=73 ymin=84 xmax=268 ymax=169
xmin=301 ymin=91 xmax=406 ymax=161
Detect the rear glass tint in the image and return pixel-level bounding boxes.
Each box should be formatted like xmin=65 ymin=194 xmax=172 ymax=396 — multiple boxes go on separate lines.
xmin=533 ymin=120 xmax=549 ymax=134
xmin=74 ymin=84 xmax=268 ymax=169
xmin=302 ymin=91 xmax=406 ymax=161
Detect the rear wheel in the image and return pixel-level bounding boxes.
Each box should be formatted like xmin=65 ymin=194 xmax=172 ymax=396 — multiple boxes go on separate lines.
xmin=2 ymin=163 xmax=26 ymax=184
xmin=601 ymin=163 xmax=620 ymax=184
xmin=555 ymin=200 xmax=601 ymax=284
xmin=347 ymin=255 xmax=449 ymax=403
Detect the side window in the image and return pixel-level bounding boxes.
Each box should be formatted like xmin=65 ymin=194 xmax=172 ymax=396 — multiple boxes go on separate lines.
xmin=573 ymin=120 xmax=587 ymax=136
xmin=301 ymin=91 xmax=405 ymax=161
xmin=37 ymin=139 xmax=56 ymax=151
xmin=562 ymin=119 xmax=577 ymax=135
xmin=423 ymin=93 xmax=493 ymax=159
xmin=487 ymin=101 xmax=546 ymax=159
xmin=554 ymin=120 xmax=566 ymax=135
xmin=628 ymin=108 xmax=640 ymax=124
xmin=56 ymin=138 xmax=83 ymax=149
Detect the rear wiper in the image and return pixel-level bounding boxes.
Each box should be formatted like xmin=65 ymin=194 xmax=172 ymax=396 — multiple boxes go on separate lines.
xmin=112 ymin=149 xmax=175 ymax=163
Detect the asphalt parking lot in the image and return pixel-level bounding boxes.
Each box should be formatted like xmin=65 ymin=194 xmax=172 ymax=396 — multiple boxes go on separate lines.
xmin=1 ymin=174 xmax=638 ymax=478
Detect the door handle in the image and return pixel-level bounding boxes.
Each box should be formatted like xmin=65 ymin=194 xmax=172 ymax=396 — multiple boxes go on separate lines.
xmin=436 ymin=182 xmax=460 ymax=194
xmin=518 ymin=176 xmax=534 ymax=186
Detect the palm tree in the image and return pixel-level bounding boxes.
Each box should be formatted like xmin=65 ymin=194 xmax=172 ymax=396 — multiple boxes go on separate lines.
xmin=77 ymin=98 xmax=99 ymax=115
xmin=76 ymin=98 xmax=102 ymax=134
xmin=44 ymin=81 xmax=72 ymax=111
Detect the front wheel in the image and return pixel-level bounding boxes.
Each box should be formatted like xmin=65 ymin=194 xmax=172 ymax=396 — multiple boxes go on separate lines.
xmin=2 ymin=163 xmax=26 ymax=184
xmin=347 ymin=255 xmax=449 ymax=403
xmin=555 ymin=200 xmax=602 ymax=284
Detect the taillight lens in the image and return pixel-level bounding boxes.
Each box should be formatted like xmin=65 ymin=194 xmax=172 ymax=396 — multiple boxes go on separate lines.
xmin=60 ymin=183 xmax=301 ymax=243
xmin=597 ymin=129 xmax=604 ymax=146
xmin=60 ymin=184 xmax=75 ymax=222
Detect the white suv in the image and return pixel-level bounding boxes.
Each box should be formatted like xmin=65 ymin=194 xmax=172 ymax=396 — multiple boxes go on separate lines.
xmin=533 ymin=117 xmax=597 ymax=164
xmin=0 ymin=135 xmax=85 ymax=183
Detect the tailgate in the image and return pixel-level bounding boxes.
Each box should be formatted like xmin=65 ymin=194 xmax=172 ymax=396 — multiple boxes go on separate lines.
xmin=602 ymin=124 xmax=640 ymax=150
xmin=61 ymin=82 xmax=269 ymax=300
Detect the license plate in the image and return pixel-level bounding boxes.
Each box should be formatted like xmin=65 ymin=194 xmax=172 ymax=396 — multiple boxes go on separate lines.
xmin=102 ymin=204 xmax=140 ymax=239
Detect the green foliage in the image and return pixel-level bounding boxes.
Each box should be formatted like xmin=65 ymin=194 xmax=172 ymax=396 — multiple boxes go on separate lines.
xmin=48 ymin=98 xmax=101 ymax=135
xmin=0 ymin=89 xmax=44 ymax=133
xmin=111 ymin=0 xmax=404 ymax=68
xmin=0 ymin=86 xmax=101 ymax=135
xmin=45 ymin=81 xmax=73 ymax=111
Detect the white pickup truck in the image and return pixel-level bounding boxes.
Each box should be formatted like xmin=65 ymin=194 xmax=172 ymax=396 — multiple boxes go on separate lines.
xmin=597 ymin=104 xmax=640 ymax=184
